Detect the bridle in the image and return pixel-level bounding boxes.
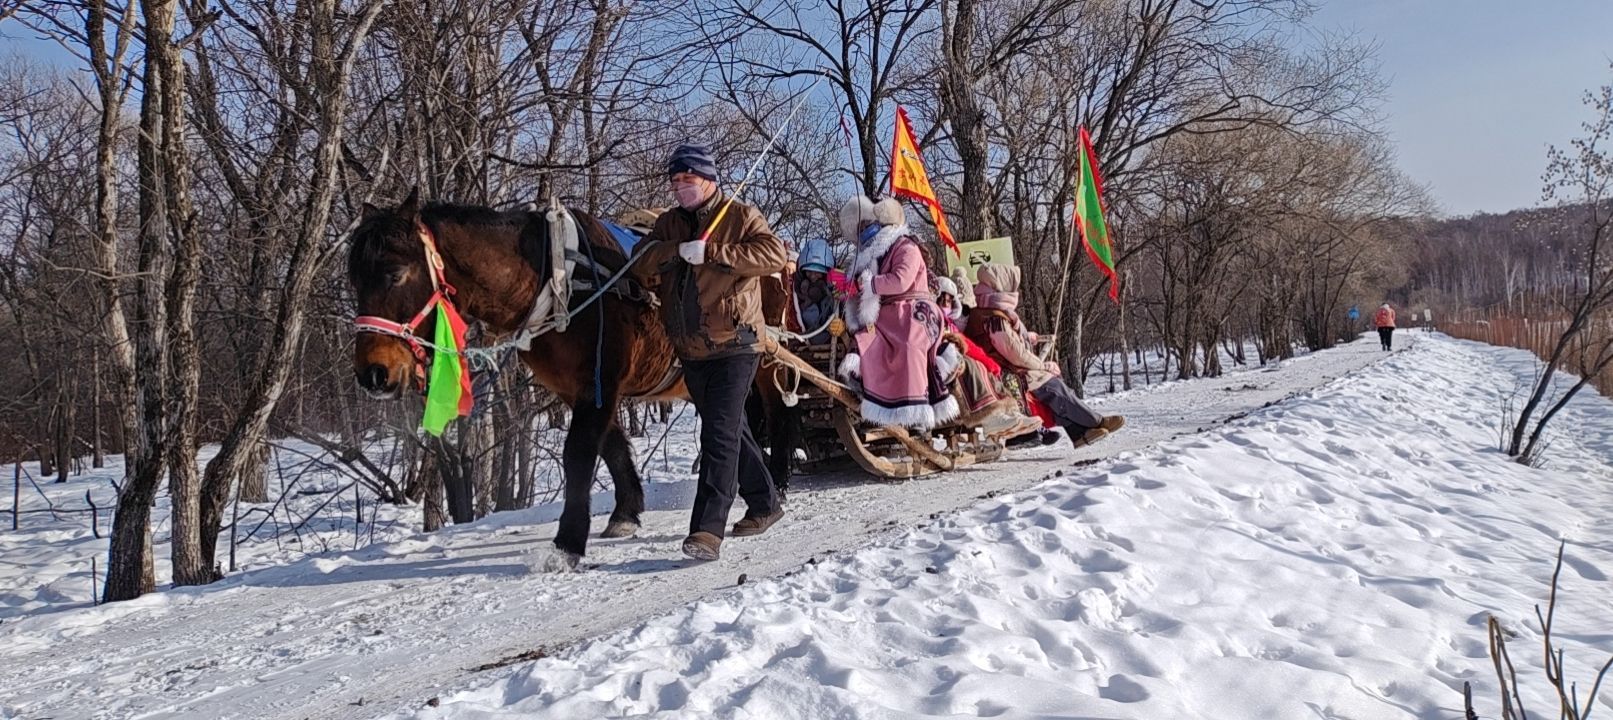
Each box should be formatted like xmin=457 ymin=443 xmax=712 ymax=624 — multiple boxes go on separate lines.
xmin=353 ymin=222 xmax=459 ymax=391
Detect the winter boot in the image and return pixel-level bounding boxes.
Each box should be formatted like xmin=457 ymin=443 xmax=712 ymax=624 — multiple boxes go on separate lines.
xmin=681 ymin=532 xmax=722 ymax=561
xmin=1066 ymin=424 xmax=1110 ymax=449
xmin=1098 ymin=415 xmax=1126 ymax=434
xmin=732 ymin=509 xmax=785 ymax=538
xmin=1007 ymin=428 xmax=1041 ymax=447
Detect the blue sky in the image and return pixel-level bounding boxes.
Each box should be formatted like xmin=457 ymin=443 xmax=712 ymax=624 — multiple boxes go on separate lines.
xmin=5 ymin=2 xmax=1612 ymax=217
xmin=1311 ymin=0 xmax=1613 ymax=216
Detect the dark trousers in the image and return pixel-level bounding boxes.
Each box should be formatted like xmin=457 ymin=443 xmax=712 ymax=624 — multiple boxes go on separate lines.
xmin=1031 ymin=378 xmax=1104 ymax=431
xmin=1378 ymin=327 xmax=1394 ymax=351
xmin=683 ymin=353 xmax=778 ymax=537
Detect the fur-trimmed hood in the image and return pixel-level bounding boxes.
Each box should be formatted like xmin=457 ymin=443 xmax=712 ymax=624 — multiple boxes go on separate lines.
xmin=838 ymin=195 xmax=906 ymax=246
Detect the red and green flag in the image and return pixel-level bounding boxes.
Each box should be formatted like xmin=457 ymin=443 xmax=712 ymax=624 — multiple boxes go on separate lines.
xmin=421 ymin=303 xmax=473 ymax=436
xmin=1075 ymin=126 xmax=1119 ymax=303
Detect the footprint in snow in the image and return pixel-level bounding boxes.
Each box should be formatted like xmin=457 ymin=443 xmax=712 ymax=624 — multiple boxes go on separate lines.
xmin=1097 ymin=674 xmax=1150 ymax=703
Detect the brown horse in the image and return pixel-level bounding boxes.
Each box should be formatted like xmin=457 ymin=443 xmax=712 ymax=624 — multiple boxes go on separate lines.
xmin=348 ymin=190 xmax=695 ymax=568
xmin=348 ymin=190 xmax=800 ymax=568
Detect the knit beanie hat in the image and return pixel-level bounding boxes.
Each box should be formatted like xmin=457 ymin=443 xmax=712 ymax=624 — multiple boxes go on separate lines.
xmin=666 ymin=144 xmax=718 ymax=182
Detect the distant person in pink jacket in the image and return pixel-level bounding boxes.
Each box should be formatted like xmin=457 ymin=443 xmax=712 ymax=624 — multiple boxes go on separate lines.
xmin=1375 ymin=302 xmax=1397 ymax=351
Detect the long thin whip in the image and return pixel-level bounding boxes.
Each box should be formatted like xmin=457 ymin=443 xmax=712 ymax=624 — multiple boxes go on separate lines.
xmin=697 ymin=79 xmax=822 ymax=243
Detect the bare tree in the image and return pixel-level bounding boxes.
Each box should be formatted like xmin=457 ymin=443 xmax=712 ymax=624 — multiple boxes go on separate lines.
xmin=188 ymin=0 xmax=389 ymax=582
xmin=698 ymin=0 xmax=938 ymax=196
xmin=1507 ymin=74 xmax=1613 ymax=462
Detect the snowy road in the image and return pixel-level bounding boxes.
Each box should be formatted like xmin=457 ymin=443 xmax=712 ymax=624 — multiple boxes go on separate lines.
xmin=0 ymin=340 xmax=1394 ymax=720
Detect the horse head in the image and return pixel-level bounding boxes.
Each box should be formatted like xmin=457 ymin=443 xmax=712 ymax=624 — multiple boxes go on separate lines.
xmin=346 ymin=187 xmax=440 ymax=399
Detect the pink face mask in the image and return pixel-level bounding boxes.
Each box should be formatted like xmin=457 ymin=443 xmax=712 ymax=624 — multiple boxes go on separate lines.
xmin=674 ymin=183 xmax=709 ymax=209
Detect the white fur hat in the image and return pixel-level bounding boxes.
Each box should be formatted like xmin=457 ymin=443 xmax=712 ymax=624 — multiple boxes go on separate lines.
xmin=837 ymin=195 xmax=906 ymax=245
xmin=933 ymin=275 xmax=959 ymax=299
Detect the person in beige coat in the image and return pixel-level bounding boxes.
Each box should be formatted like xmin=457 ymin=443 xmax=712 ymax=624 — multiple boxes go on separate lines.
xmin=964 ymin=263 xmax=1125 ymax=449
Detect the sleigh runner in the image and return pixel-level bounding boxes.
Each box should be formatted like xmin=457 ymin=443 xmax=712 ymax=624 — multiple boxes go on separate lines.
xmin=757 ymin=329 xmax=1030 ymax=480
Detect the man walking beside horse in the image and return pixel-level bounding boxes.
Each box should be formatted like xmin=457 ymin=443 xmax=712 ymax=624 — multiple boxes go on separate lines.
xmin=633 ymin=144 xmax=788 ymax=561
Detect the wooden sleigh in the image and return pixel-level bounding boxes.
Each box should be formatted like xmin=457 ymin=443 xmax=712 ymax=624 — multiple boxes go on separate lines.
xmin=758 ymin=333 xmax=1026 ymax=480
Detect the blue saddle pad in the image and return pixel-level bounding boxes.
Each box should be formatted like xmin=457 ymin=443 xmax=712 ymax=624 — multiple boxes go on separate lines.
xmin=601 ymin=220 xmax=647 ymax=256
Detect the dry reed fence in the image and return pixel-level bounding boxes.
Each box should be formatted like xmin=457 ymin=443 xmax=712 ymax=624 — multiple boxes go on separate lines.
xmin=1442 ymin=307 xmax=1613 ymax=396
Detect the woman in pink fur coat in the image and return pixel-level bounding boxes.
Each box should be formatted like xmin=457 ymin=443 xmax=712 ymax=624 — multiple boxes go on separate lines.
xmin=835 ymin=195 xmax=960 ymax=429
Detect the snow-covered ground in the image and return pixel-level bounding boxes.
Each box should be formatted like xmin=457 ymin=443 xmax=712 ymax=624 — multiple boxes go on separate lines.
xmin=0 ymin=419 xmax=707 ymax=622
xmin=0 ymin=337 xmax=1281 ymax=622
xmin=0 ymin=442 xmax=423 ymax=620
xmin=400 ymin=334 xmax=1613 ymax=720
xmin=0 ymin=337 xmax=1383 ymax=719
xmin=5 ymin=333 xmax=1609 ymax=720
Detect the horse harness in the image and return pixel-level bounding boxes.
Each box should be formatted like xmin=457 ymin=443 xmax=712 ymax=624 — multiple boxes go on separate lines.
xmin=353 ymin=198 xmax=673 ymax=396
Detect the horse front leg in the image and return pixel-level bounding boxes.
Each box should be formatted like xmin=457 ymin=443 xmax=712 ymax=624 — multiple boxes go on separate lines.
xmin=551 ymin=400 xmax=611 ymax=568
xmin=598 ymin=423 xmax=645 ymax=538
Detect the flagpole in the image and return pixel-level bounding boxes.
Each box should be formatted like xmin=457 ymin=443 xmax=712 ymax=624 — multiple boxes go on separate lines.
xmin=1050 ymin=127 xmax=1086 ymax=350
xmin=1050 ymin=205 xmax=1081 ymax=352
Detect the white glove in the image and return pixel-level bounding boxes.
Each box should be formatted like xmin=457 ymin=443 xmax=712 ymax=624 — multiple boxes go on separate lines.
xmin=678 ymin=240 xmax=707 ymax=265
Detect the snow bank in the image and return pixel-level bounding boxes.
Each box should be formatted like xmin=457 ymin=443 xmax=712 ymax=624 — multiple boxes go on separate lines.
xmin=403 ymin=336 xmax=1613 ymax=719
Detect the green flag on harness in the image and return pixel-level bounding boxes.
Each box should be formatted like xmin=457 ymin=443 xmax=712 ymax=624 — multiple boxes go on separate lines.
xmin=1075 ymin=126 xmax=1119 ymax=303
xmin=421 ymin=303 xmax=472 ymax=436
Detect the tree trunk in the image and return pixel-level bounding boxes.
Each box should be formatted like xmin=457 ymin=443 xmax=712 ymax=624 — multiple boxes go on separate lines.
xmin=626 ymin=404 xmax=645 ymax=438
xmin=441 ymin=437 xmax=475 ymax=525
xmin=106 ymin=0 xmax=178 ymax=602
xmin=38 ymin=444 xmax=54 ymax=479
xmin=419 ymin=449 xmax=445 ymax=533
xmin=1520 ymin=346 xmax=1613 ymax=462
xmin=493 ymin=376 xmax=521 ymax=513
xmin=54 ymin=390 xmax=69 ymax=483
xmin=465 ymin=412 xmax=496 ymax=520
xmin=103 ymin=480 xmax=158 ymax=602
xmin=238 ymin=440 xmax=270 ymax=503
xmin=494 ymin=437 xmax=519 ymax=513
xmin=1070 ymin=306 xmax=1085 ymax=398
xmin=196 ymin=0 xmax=389 ymax=572
xmin=515 ymin=418 xmax=534 ymax=509
xmin=1508 ymin=318 xmax=1584 ymax=456
xmin=1118 ymin=272 xmax=1133 ymax=391
xmin=92 ymin=357 xmax=104 ymax=469
xmin=938 ymin=0 xmax=993 ymax=245
xmin=139 ymin=0 xmax=209 ymax=587
xmin=86 ymin=0 xmax=139 ymax=479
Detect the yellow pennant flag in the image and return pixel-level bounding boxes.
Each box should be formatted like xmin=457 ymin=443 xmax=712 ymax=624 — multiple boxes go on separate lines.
xmin=890 ymin=107 xmax=959 ymax=256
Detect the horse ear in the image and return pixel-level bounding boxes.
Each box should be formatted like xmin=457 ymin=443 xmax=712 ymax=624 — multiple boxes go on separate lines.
xmin=400 ymin=186 xmax=421 ymax=216
xmin=360 ymin=201 xmax=383 ymax=219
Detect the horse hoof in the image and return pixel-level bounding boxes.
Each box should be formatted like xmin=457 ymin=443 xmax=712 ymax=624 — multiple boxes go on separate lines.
xmin=600 ymin=521 xmax=640 ymax=539
xmin=532 ymin=548 xmax=582 ymax=573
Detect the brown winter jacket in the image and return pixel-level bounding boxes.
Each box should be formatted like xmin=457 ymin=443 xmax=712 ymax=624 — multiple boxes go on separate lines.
xmin=632 ymin=193 xmax=789 ymax=360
